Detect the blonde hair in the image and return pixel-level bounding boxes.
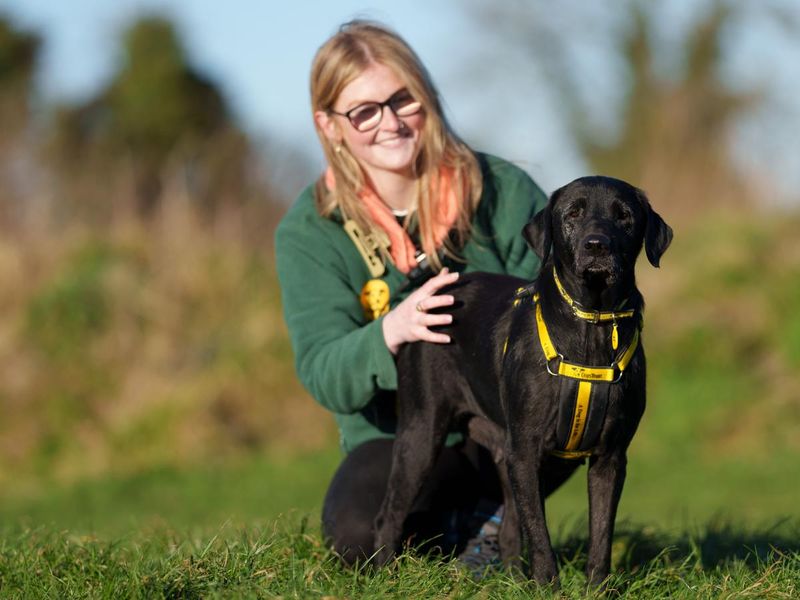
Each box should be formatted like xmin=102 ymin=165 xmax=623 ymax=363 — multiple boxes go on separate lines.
xmin=310 ymin=20 xmax=482 ymax=269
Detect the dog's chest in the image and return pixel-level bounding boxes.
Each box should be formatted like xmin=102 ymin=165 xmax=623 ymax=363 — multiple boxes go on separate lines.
xmin=520 ymin=298 xmax=643 ymax=458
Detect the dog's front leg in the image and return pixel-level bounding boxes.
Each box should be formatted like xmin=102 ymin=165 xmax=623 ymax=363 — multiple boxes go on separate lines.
xmin=586 ymin=449 xmax=627 ymax=586
xmin=507 ymin=440 xmax=558 ymax=585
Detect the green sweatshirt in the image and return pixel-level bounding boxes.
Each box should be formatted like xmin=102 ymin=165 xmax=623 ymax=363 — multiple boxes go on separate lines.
xmin=275 ymin=153 xmax=547 ymax=452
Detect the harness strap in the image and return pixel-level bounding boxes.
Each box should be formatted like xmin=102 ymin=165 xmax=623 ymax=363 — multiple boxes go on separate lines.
xmin=550 ymin=449 xmax=594 ymax=459
xmin=535 ymin=300 xmax=640 ymax=383
xmin=557 ymin=380 xmax=593 ymax=450
xmin=555 ymin=379 xmax=612 ymax=454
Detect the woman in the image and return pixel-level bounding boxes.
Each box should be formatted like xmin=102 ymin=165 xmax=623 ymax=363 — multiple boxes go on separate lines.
xmin=275 ymin=20 xmax=548 ymax=569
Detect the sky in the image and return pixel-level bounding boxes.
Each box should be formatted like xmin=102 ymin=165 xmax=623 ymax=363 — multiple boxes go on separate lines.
xmin=1 ymin=0 xmax=798 ymax=203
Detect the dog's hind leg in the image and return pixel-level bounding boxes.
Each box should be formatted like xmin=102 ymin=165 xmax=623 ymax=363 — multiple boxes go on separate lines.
xmin=466 ymin=417 xmax=522 ymax=571
xmin=372 ymin=403 xmax=452 ymax=566
xmin=586 ymin=449 xmax=627 ymax=587
xmin=496 ymin=458 xmax=522 ymax=572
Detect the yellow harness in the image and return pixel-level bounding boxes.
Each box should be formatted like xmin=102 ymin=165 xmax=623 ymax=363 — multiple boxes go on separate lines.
xmin=506 ymin=269 xmax=641 ymax=460
xmin=535 ymin=293 xmax=640 ymax=385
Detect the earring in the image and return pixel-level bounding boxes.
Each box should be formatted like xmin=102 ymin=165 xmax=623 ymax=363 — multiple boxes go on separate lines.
xmin=335 ymin=145 xmax=342 ymax=153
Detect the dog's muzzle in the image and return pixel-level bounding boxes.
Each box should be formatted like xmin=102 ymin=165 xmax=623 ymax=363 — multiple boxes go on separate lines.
xmin=577 ymin=234 xmax=619 ymax=283
xmin=583 ymin=234 xmax=611 ymax=257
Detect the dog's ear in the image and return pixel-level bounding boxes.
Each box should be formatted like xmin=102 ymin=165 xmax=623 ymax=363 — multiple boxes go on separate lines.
xmin=636 ymin=189 xmax=673 ymax=267
xmin=523 ymin=205 xmax=552 ymax=264
xmin=523 ymin=186 xmax=563 ymax=264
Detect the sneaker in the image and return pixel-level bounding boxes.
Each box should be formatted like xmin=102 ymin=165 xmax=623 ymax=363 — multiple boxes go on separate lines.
xmin=457 ymin=501 xmax=503 ymax=578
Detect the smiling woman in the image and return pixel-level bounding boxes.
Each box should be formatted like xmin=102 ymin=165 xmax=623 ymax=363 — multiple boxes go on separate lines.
xmin=274 ymin=19 xmax=549 ymax=572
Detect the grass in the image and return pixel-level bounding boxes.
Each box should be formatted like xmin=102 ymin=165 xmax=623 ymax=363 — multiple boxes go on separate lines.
xmin=0 ymin=450 xmax=340 ymax=537
xmin=0 ymin=515 xmax=797 ymax=598
xmin=0 ymin=445 xmax=798 ymax=597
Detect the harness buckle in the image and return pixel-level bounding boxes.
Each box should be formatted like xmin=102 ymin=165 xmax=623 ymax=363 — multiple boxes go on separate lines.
xmin=610 ymin=361 xmax=623 ymax=384
xmin=546 ymin=354 xmax=565 ymax=377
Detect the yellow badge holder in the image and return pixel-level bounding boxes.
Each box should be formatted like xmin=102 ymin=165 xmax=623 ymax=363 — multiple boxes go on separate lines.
xmin=344 ymin=219 xmax=388 ymax=279
xmin=345 ymin=219 xmax=394 ymax=321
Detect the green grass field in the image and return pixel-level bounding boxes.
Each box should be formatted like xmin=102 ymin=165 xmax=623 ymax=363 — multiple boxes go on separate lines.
xmin=1 ymin=447 xmax=798 ymax=598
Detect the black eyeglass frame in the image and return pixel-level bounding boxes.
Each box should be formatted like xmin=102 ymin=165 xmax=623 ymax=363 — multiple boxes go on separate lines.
xmin=328 ymin=89 xmax=422 ymax=132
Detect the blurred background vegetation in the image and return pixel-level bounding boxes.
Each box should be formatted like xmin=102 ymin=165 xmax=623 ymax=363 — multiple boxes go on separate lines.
xmin=0 ymin=0 xmax=798 ymax=532
xmin=0 ymin=13 xmax=326 ymax=493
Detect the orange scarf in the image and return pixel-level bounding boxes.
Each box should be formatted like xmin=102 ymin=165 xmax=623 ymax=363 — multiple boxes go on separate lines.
xmin=324 ymin=167 xmax=460 ymax=274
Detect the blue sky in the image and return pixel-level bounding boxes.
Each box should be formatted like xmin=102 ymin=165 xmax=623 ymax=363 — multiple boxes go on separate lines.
xmin=2 ymin=1 xmax=511 ymax=181
xmin=1 ymin=0 xmax=798 ymax=202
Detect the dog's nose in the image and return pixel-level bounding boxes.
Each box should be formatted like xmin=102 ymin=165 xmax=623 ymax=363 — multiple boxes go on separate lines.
xmin=583 ymin=234 xmax=611 ymax=256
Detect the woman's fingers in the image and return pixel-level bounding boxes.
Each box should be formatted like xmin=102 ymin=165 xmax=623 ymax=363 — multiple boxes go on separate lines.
xmin=422 ymin=311 xmax=453 ymax=326
xmin=420 ymin=268 xmax=459 ymax=295
xmin=413 ymin=268 xmax=459 ymax=312
xmin=416 ymin=328 xmax=450 ymax=344
xmin=419 ymin=294 xmax=454 ymax=312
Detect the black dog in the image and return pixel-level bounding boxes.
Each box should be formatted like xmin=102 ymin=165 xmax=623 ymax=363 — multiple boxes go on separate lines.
xmin=373 ymin=176 xmax=673 ymax=586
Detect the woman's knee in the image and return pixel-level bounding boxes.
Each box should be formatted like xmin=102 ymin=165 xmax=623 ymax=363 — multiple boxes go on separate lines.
xmin=322 ymin=507 xmax=375 ymax=566
xmin=320 ymin=439 xmax=394 ymax=566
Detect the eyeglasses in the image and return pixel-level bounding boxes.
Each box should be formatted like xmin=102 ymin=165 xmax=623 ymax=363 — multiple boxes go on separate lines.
xmin=329 ymin=89 xmax=422 ymax=132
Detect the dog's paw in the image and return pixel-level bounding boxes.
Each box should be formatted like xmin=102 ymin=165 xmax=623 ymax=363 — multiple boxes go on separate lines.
xmin=371 ymin=545 xmax=396 ymax=567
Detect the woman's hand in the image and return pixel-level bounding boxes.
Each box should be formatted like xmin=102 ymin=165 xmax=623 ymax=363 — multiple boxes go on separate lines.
xmin=382 ymin=268 xmax=460 ymax=355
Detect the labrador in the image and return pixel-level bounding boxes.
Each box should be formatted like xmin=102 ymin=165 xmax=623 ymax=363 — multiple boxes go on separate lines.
xmin=372 ymin=176 xmax=673 ymax=586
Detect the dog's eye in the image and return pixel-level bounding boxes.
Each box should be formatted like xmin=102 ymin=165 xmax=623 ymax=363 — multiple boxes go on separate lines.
xmin=566 ymin=200 xmax=585 ymax=220
xmin=613 ymin=202 xmax=632 ymax=223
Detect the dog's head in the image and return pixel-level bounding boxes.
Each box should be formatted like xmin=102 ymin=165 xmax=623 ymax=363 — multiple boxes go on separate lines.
xmin=523 ymin=176 xmax=672 ymax=289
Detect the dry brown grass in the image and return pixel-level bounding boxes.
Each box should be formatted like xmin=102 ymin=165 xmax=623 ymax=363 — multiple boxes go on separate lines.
xmin=0 ymin=200 xmax=335 ymax=487
xmin=1 ymin=187 xmax=798 ymax=489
